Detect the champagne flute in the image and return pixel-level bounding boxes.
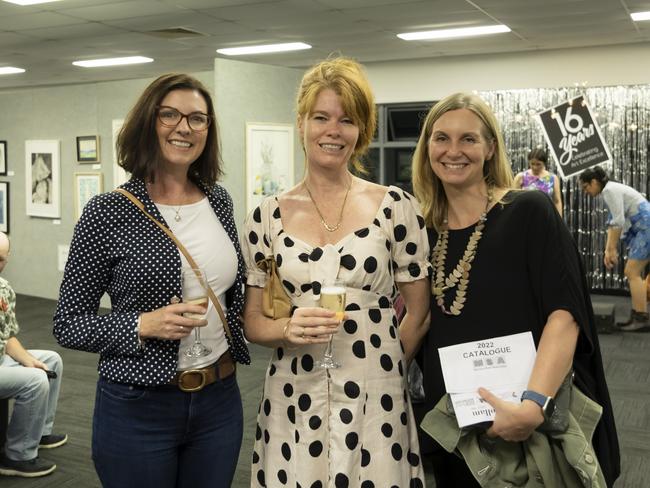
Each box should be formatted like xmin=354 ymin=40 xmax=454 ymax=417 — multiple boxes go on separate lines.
xmin=315 ymin=278 xmax=346 ymax=369
xmin=181 ymin=267 xmax=211 ymax=358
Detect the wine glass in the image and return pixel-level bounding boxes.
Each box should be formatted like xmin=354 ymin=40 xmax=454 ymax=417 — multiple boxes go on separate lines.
xmin=181 ymin=267 xmax=211 ymax=358
xmin=315 ymin=278 xmax=346 ymax=369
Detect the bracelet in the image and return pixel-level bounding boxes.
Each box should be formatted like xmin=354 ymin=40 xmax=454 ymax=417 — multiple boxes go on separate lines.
xmin=282 ymin=318 xmax=298 ymax=350
xmin=282 ymin=318 xmax=292 ymax=340
xmin=134 ymin=314 xmax=144 ymax=350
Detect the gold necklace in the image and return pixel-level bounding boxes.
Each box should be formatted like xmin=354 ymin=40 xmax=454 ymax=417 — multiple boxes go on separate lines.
xmin=173 ymin=206 xmax=182 ymax=222
xmin=304 ymin=178 xmax=352 ymax=232
xmin=431 ymin=189 xmax=493 ymax=316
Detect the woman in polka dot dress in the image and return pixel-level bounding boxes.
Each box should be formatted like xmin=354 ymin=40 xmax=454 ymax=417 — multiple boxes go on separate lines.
xmin=242 ymin=57 xmax=430 ymax=487
xmin=54 ymin=74 xmax=250 ymax=488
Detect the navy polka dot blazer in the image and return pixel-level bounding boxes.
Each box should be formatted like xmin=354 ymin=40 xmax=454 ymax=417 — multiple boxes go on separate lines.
xmin=54 ymin=178 xmax=250 ymax=386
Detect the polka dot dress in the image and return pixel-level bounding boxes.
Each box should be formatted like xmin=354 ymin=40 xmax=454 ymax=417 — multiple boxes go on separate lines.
xmin=243 ymin=186 xmax=429 ymax=487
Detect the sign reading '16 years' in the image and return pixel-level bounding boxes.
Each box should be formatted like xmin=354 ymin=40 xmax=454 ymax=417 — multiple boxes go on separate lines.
xmin=538 ymin=95 xmax=612 ymax=178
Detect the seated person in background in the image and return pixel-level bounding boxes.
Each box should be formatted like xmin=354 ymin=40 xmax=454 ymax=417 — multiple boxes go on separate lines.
xmin=0 ymin=232 xmax=67 ymax=478
xmin=514 ymin=147 xmax=563 ymax=216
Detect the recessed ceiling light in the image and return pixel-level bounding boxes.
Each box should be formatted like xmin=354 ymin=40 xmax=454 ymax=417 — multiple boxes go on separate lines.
xmin=216 ymin=42 xmax=312 ymax=56
xmin=2 ymin=0 xmax=61 ymax=5
xmin=0 ymin=67 xmax=26 ymax=75
xmin=397 ymin=25 xmax=511 ymax=41
xmin=72 ymin=56 xmax=154 ymax=68
xmin=631 ymin=11 xmax=650 ymax=21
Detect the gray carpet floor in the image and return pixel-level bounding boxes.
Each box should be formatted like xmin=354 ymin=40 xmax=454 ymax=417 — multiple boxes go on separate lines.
xmin=1 ymin=293 xmax=647 ymax=487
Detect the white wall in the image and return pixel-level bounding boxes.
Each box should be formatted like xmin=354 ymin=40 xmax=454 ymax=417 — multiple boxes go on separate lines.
xmin=0 ymin=60 xmax=303 ymax=301
xmin=214 ymin=58 xmax=303 ymax=226
xmin=2 ymin=42 xmax=649 ymax=300
xmin=0 ymin=72 xmax=213 ymax=300
xmin=366 ymin=43 xmax=650 ymax=103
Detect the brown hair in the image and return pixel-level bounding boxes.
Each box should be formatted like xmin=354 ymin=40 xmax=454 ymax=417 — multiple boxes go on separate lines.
xmin=412 ymin=92 xmax=513 ymax=230
xmin=117 ymin=73 xmax=222 ymax=185
xmin=296 ymin=56 xmax=376 ymax=173
xmin=528 ymin=147 xmax=548 ymax=166
xmin=579 ymin=165 xmax=609 ymax=190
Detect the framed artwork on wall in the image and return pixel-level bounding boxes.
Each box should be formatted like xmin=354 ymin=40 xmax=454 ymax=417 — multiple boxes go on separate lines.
xmin=0 ymin=141 xmax=7 ymax=175
xmin=0 ymin=182 xmax=9 ymax=233
xmin=245 ymin=123 xmax=294 ymax=213
xmin=25 ymin=140 xmax=60 ymax=218
xmin=112 ymin=119 xmax=129 ymax=188
xmin=74 ymin=172 xmax=103 ymax=221
xmin=76 ymin=135 xmax=100 ymax=163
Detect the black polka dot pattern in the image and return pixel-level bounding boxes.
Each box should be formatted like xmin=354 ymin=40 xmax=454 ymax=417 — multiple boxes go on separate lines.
xmin=345 ymin=432 xmax=358 ymax=450
xmin=340 ymin=408 xmax=353 ymax=424
xmin=240 ymin=188 xmax=428 ymax=486
xmin=309 ymin=415 xmax=321 ymax=430
xmin=340 ymin=254 xmax=357 ymax=270
xmin=343 ymin=319 xmax=358 ymax=334
xmin=53 ymin=179 xmax=250 ymax=388
xmin=352 ymin=340 xmax=366 ymax=358
xmin=278 ymin=469 xmax=287 ymax=484
xmin=298 ymin=394 xmax=312 ymax=412
xmin=363 ymin=256 xmax=377 ymax=273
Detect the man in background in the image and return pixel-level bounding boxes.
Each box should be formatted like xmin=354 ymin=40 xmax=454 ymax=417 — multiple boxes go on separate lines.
xmin=0 ymin=232 xmax=67 ymax=477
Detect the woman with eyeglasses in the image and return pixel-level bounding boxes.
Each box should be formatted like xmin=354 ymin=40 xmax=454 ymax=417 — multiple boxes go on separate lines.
xmin=580 ymin=165 xmax=650 ymax=332
xmin=54 ymin=73 xmax=250 ymax=487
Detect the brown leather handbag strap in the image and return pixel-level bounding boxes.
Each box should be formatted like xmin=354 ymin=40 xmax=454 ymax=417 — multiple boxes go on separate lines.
xmin=115 ymin=188 xmax=232 ymax=341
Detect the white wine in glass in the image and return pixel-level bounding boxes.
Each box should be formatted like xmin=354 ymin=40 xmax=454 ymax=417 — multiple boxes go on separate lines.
xmin=184 ymin=296 xmax=208 ymax=319
xmin=181 ymin=267 xmax=211 ymax=358
xmin=316 ymin=279 xmax=346 ymax=369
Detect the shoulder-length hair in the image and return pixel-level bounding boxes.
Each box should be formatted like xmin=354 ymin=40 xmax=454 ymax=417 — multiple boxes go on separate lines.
xmin=528 ymin=147 xmax=548 ymax=166
xmin=412 ymin=92 xmax=513 ymax=230
xmin=578 ymin=165 xmax=609 ymax=189
xmin=117 ymin=73 xmax=223 ymax=186
xmin=296 ymin=56 xmax=376 ymax=174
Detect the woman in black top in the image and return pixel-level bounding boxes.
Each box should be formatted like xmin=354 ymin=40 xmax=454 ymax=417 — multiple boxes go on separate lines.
xmin=411 ymin=92 xmax=619 ymax=487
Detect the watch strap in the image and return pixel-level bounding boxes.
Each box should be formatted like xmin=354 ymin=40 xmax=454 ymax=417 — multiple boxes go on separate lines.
xmin=520 ymin=389 xmax=549 ymax=408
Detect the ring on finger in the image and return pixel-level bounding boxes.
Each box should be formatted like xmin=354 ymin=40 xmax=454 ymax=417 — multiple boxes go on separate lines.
xmin=179 ymin=326 xmax=185 ymax=332
xmin=301 ymin=327 xmax=305 ymax=338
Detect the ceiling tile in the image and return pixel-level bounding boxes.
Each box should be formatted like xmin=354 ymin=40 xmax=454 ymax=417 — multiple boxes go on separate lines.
xmin=0 ymin=0 xmax=645 ymax=89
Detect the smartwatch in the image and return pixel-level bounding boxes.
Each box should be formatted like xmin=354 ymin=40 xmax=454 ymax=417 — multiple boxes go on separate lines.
xmin=521 ymin=390 xmax=556 ymax=419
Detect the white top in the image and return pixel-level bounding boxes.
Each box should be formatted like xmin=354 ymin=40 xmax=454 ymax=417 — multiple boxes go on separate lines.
xmin=601 ymin=181 xmax=646 ymax=235
xmin=156 ymin=197 xmax=237 ymax=370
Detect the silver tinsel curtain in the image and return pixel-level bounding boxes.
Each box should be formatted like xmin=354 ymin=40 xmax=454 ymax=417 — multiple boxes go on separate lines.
xmin=479 ymin=86 xmax=650 ymax=292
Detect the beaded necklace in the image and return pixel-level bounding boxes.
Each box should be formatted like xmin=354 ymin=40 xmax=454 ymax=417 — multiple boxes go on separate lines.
xmin=431 ymin=189 xmax=493 ymax=316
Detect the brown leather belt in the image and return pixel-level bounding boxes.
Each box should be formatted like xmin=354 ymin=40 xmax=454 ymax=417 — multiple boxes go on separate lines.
xmin=171 ymin=351 xmax=235 ymax=392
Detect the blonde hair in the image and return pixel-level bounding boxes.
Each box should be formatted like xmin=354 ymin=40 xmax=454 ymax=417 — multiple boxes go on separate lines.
xmin=296 ymin=56 xmax=376 ymax=173
xmin=412 ymin=92 xmax=513 ymax=230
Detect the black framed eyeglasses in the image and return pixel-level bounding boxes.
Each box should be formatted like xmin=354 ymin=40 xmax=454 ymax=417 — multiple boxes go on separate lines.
xmin=156 ymin=106 xmax=211 ymax=131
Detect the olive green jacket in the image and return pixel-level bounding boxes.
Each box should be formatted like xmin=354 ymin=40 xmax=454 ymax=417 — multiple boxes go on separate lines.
xmin=421 ymin=385 xmax=606 ymax=487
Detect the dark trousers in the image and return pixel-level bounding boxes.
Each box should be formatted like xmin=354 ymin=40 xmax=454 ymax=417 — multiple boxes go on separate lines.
xmin=92 ymin=374 xmax=243 ymax=488
xmin=428 ymin=449 xmax=482 ymax=488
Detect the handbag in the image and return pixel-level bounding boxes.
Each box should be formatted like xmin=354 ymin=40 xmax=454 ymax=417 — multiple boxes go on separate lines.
xmin=256 ymin=203 xmax=292 ymax=319
xmin=114 ymin=188 xmax=232 ymax=341
xmin=394 ymin=293 xmax=425 ymax=403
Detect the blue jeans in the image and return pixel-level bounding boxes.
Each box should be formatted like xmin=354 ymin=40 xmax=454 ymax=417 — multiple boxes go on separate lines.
xmin=0 ymin=350 xmax=63 ymax=461
xmin=92 ymin=373 xmax=243 ymax=488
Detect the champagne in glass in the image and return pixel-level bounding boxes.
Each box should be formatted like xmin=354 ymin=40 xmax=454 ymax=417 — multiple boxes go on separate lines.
xmin=181 ymin=267 xmax=211 ymax=358
xmin=316 ymin=279 xmax=346 ymax=369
